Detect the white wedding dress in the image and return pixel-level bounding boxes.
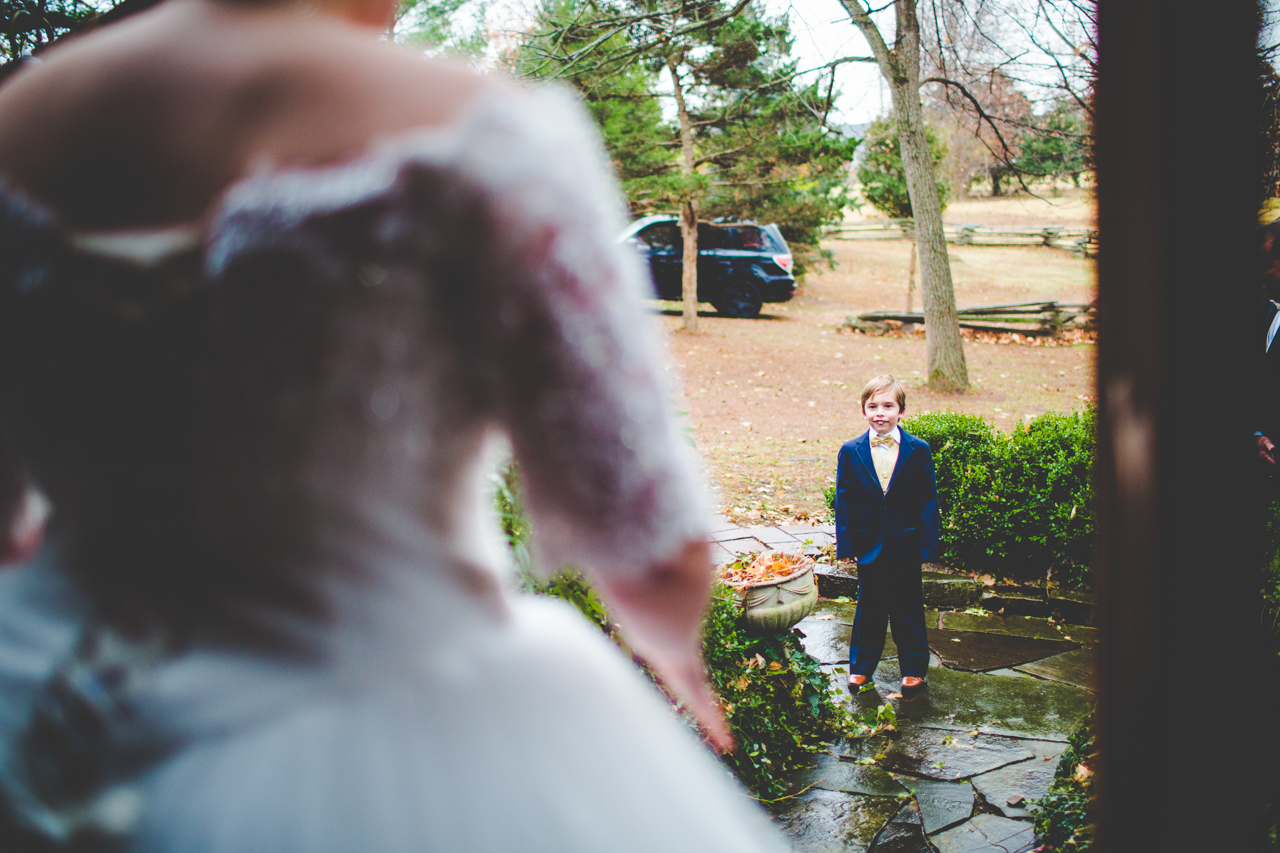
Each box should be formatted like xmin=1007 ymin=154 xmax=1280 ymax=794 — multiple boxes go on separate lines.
xmin=0 ymin=86 xmax=790 ymax=852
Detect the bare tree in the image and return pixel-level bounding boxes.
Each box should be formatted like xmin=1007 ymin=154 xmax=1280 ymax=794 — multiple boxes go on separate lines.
xmin=840 ymin=0 xmax=969 ymax=391
xmin=918 ymin=0 xmax=1095 ymax=190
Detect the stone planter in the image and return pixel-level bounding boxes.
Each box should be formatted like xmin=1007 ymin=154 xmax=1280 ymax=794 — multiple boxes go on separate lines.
xmin=734 ymin=563 xmax=819 ymax=635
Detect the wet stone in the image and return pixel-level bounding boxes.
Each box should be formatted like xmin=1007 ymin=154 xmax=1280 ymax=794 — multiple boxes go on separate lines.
xmin=840 ymin=728 xmax=1034 ymax=782
xmin=980 ymin=592 xmax=1050 ymax=618
xmin=747 ymin=527 xmax=806 ymax=550
xmin=813 ymin=598 xmax=859 ymax=624
xmin=709 ymin=543 xmax=738 ymax=565
xmin=931 ymin=814 xmax=1038 ymax=853
xmin=1046 ymin=588 xmax=1093 ymax=625
xmin=1024 ymin=738 xmax=1070 ymax=761
xmin=795 ymin=618 xmax=852 ymax=665
xmin=794 ymin=753 xmax=908 ymax=797
xmin=969 ymin=742 xmax=1065 ymax=819
xmin=895 ymin=778 xmax=974 ymax=834
xmin=940 ymin=612 xmax=1095 ymax=645
xmin=890 ymin=799 xmax=922 ymax=825
xmin=865 ymin=661 xmax=1091 ymax=740
xmin=921 ymin=572 xmax=982 ymax=609
xmin=719 ymin=537 xmax=770 ymax=556
xmin=771 ymin=788 xmax=905 ymax=853
xmin=871 ymin=820 xmax=934 ymax=853
xmin=1014 ymin=648 xmax=1093 ymax=691
xmin=815 ymin=563 xmax=859 ymax=599
xmin=928 ymin=629 xmax=1079 ymax=673
xmin=779 ymin=524 xmax=836 ymax=546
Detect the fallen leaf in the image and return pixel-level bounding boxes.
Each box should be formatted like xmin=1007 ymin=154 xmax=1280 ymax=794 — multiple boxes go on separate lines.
xmin=886 ymin=692 xmax=903 ymax=700
xmin=1007 ymin=795 xmax=1026 ymax=807
xmin=1073 ymin=763 xmax=1093 ymax=783
xmin=980 ymin=574 xmax=996 ymax=586
xmin=767 ymin=661 xmax=783 ymax=671
xmin=754 ymin=653 xmax=766 ymax=669
xmin=814 ymin=614 xmax=835 ymax=621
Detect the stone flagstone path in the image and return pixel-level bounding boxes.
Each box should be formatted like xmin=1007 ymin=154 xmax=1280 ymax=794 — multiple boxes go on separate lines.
xmin=710 ymin=522 xmax=1095 ymax=853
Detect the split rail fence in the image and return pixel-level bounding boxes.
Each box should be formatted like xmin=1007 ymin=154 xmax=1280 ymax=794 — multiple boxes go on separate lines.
xmin=852 ymin=301 xmax=1096 ymax=336
xmin=824 ymin=220 xmax=1098 ymax=257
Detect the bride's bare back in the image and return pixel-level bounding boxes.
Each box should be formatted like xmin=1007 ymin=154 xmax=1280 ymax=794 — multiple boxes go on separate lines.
xmin=0 ymin=0 xmax=483 ymax=228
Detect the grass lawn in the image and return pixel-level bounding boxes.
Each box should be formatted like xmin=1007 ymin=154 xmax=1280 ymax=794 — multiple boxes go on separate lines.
xmin=653 ymin=233 xmax=1097 ymax=524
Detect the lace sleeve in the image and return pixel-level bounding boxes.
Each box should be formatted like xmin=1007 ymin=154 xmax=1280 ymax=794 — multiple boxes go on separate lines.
xmin=460 ymin=87 xmax=709 ymax=578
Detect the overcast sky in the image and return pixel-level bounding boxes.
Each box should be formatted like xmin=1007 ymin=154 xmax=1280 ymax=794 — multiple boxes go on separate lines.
xmin=762 ymin=0 xmax=888 ymax=126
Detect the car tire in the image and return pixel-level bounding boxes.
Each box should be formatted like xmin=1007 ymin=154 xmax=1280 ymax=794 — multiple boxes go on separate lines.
xmin=716 ymin=281 xmax=764 ymax=319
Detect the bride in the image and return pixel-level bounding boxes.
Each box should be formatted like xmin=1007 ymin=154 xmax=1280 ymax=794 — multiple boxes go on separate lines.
xmin=0 ymin=0 xmax=789 ymax=850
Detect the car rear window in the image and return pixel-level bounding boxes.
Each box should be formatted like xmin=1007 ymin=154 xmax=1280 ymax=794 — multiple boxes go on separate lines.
xmin=637 ymin=221 xmax=787 ymax=252
xmin=698 ymin=224 xmax=778 ymax=251
xmin=636 ymin=222 xmax=681 ymax=251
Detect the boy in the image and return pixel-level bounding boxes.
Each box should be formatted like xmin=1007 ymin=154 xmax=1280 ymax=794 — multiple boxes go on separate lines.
xmin=834 ymin=374 xmax=940 ymax=692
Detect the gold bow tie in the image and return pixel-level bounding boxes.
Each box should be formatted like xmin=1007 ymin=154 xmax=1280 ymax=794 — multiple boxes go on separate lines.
xmin=871 ymin=435 xmax=896 ymax=448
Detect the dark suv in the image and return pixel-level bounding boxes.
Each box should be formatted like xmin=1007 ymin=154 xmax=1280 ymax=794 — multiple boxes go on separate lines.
xmin=621 ymin=215 xmax=795 ymax=318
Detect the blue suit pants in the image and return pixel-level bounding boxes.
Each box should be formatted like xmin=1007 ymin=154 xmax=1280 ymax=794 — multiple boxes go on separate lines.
xmin=849 ymin=560 xmax=929 ymax=680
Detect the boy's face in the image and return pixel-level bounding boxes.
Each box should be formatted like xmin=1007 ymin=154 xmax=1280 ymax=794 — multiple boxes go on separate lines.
xmin=863 ymin=390 xmax=903 ymax=435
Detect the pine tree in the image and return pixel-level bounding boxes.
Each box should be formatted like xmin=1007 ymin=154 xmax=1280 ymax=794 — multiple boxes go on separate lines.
xmin=519 ymin=0 xmax=857 ymax=319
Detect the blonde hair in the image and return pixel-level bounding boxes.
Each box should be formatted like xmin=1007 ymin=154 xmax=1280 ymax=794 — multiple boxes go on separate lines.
xmin=860 ymin=374 xmax=906 ymax=412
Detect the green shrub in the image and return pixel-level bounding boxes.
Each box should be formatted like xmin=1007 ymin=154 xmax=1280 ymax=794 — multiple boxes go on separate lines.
xmin=856 ymin=115 xmax=950 ymax=219
xmin=701 ymin=584 xmax=850 ymax=798
xmin=496 ymin=463 xmax=849 ymax=799
xmin=1030 ymin=712 xmax=1095 ymax=851
xmin=907 ymin=408 xmax=1095 ymax=589
xmin=825 ymin=409 xmax=1096 ymax=590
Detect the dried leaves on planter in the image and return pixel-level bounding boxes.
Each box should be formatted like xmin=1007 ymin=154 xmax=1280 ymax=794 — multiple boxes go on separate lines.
xmin=718 ymin=550 xmax=814 ymax=587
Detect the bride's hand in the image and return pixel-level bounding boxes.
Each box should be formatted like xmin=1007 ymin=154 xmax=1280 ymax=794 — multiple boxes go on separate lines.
xmin=595 ymin=539 xmax=733 ymax=753
xmin=0 ymin=484 xmax=48 ymax=567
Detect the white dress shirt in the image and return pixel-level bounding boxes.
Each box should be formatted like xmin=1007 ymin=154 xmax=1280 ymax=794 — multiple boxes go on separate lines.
xmin=869 ymin=425 xmax=902 ymax=492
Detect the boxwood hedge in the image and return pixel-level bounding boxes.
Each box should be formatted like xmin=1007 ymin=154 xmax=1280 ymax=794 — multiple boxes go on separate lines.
xmin=828 ymin=409 xmax=1096 ymax=591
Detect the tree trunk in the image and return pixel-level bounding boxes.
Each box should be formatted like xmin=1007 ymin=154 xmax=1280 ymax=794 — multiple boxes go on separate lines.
xmin=990 ymin=165 xmax=1003 ymax=197
xmin=669 ymin=56 xmax=699 ymax=331
xmin=843 ymin=0 xmax=968 ymax=391
xmin=906 ymin=240 xmax=916 ymax=313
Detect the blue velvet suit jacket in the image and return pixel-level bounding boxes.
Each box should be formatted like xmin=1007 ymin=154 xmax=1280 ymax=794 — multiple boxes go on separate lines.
xmin=834 ymin=428 xmax=941 ymax=565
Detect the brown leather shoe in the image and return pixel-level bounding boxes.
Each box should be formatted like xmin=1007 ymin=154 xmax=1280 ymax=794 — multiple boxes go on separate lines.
xmin=848 ymin=674 xmax=868 ymax=688
xmin=901 ymin=676 xmax=924 ymax=689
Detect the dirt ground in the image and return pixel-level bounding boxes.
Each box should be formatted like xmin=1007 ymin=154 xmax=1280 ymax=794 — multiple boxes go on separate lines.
xmin=653 ymin=224 xmax=1097 ymax=524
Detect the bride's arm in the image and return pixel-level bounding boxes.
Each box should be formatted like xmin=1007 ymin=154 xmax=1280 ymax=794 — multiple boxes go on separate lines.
xmin=460 ymin=87 xmax=727 ymax=747
xmin=591 ymin=539 xmax=732 ymax=750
